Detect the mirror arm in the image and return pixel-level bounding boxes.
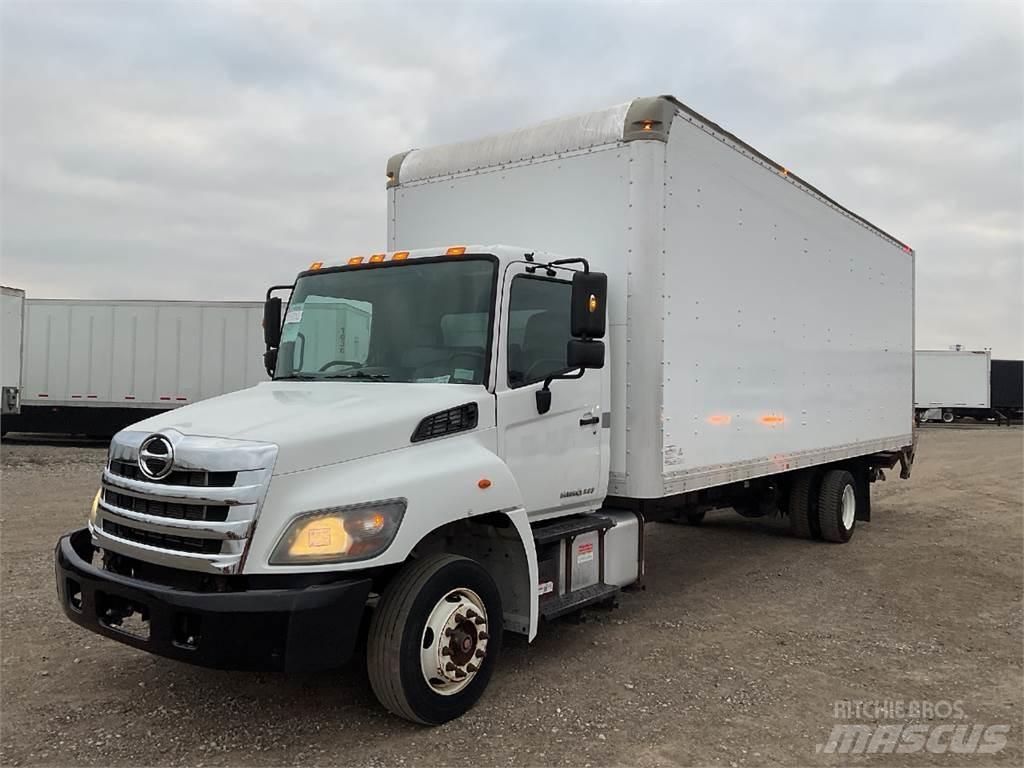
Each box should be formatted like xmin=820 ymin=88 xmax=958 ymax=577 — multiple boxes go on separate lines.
xmin=548 ymin=257 xmax=590 ymax=273
xmin=535 ymin=368 xmax=584 ymax=415
xmin=266 ymin=283 xmax=294 ymax=301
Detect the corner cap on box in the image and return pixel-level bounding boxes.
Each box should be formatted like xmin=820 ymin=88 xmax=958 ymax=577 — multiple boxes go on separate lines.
xmin=386 ymin=150 xmax=414 ymax=188
xmin=622 ymin=96 xmax=676 ymax=142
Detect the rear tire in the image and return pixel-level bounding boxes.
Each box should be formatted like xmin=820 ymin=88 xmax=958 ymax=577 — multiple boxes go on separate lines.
xmin=788 ymin=470 xmax=821 ymax=539
xmin=367 ymin=554 xmax=503 ymax=725
xmin=941 ymin=410 xmax=955 ymax=423
xmin=817 ymin=469 xmax=857 ymax=543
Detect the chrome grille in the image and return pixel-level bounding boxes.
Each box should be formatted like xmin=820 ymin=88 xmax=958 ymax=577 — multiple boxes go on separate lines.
xmin=102 ymin=489 xmax=229 ymax=523
xmin=93 ymin=429 xmax=278 ymax=575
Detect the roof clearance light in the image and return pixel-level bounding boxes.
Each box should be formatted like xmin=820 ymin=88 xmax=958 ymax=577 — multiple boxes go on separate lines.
xmin=369 ymin=254 xmax=386 ymax=263
xmin=446 ymin=246 xmax=467 ymax=256
xmin=348 ymin=256 xmax=364 ymax=266
xmin=309 ymin=261 xmax=324 ymax=270
xmin=392 ymin=251 xmax=410 ymax=261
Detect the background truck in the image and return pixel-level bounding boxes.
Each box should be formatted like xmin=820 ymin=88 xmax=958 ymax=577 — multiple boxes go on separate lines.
xmin=2 ymin=286 xmax=26 ymax=424
xmin=55 ymin=95 xmax=915 ymax=726
xmin=914 ymin=349 xmax=991 ymax=423
xmin=4 ymin=298 xmax=266 ymax=437
xmin=990 ymin=359 xmax=1023 ymax=422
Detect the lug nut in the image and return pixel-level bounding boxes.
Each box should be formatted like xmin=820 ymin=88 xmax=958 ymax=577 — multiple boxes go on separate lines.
xmin=466 ymin=663 xmax=478 ymax=673
xmin=474 ymin=617 xmax=485 ymax=625
xmin=478 ymin=632 xmax=489 ymax=641
xmin=475 ymin=649 xmax=486 ymax=658
xmin=441 ymin=647 xmax=451 ymax=657
xmin=466 ymin=609 xmax=479 ymax=619
xmin=454 ymin=668 xmax=467 ymax=678
xmin=445 ymin=662 xmax=456 ymax=671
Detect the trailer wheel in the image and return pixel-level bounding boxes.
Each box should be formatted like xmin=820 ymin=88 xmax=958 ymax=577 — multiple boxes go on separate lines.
xmin=941 ymin=410 xmax=955 ymax=423
xmin=367 ymin=553 xmax=502 ymax=725
xmin=788 ymin=470 xmax=821 ymax=539
xmin=817 ymin=469 xmax=857 ymax=543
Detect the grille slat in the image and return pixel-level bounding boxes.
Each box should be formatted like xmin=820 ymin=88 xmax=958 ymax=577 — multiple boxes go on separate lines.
xmin=103 ymin=520 xmax=222 ymax=555
xmin=103 ymin=490 xmax=230 ymax=523
xmin=109 ymin=460 xmax=236 ymax=488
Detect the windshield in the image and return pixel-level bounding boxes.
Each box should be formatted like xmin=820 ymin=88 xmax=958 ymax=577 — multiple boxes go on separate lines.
xmin=275 ymin=257 xmax=496 ymax=384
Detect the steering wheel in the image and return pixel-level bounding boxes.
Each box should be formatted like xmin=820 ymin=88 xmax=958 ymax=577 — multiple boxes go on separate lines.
xmin=318 ymin=359 xmax=364 ymax=372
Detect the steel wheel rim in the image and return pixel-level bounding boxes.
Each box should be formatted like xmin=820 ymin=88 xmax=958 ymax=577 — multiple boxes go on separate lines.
xmin=420 ymin=587 xmax=489 ymax=696
xmin=841 ymin=485 xmax=856 ymax=530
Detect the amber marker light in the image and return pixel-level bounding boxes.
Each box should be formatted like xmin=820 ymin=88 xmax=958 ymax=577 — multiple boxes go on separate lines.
xmin=446 ymin=246 xmax=467 ymax=256
xmin=348 ymin=256 xmax=365 ymax=266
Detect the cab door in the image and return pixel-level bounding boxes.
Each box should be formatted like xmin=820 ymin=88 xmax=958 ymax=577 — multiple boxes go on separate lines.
xmin=494 ymin=262 xmax=607 ymax=519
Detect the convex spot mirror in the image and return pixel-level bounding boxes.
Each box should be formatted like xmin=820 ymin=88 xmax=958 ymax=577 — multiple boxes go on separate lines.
xmin=567 ymin=338 xmax=604 ymax=369
xmin=570 ymin=271 xmax=608 ymax=339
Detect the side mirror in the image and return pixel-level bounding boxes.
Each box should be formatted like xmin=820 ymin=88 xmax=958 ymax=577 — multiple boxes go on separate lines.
xmin=567 ymin=338 xmax=604 ymax=369
xmin=263 ymin=348 xmax=278 ymax=377
xmin=264 ymin=297 xmax=282 ymax=348
xmin=570 ymin=271 xmax=607 ymax=339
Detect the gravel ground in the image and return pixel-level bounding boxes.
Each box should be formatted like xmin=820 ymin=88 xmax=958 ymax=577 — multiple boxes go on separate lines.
xmin=1 ymin=427 xmax=1021 ymax=766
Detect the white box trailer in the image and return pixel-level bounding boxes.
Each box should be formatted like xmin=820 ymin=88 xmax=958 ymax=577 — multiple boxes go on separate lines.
xmin=7 ymin=299 xmax=267 ymax=436
xmin=388 ymin=95 xmax=916 ymax=501
xmin=915 ymin=349 xmax=991 ymax=422
xmin=53 ymin=96 xmax=917 ymax=725
xmin=2 ymin=286 xmax=26 ymax=417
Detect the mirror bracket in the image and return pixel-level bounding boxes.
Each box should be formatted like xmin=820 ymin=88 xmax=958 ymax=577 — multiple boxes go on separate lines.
xmin=535 ymin=369 xmax=584 ymax=415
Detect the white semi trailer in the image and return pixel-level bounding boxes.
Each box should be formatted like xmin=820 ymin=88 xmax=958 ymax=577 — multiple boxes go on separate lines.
xmin=4 ymin=298 xmax=266 ymax=436
xmin=914 ymin=349 xmax=991 ymax=423
xmin=55 ymin=96 xmax=916 ymax=724
xmin=1 ymin=286 xmax=26 ymax=422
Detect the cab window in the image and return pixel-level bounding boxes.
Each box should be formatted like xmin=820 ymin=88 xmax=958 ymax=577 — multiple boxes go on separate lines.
xmin=507 ymin=276 xmax=571 ymax=387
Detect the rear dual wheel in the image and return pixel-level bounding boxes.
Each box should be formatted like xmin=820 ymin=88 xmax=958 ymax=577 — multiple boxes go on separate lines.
xmin=789 ymin=468 xmax=858 ymax=543
xmin=367 ymin=554 xmax=503 ymax=725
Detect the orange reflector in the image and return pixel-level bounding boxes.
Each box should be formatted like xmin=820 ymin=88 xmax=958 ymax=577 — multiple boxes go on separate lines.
xmin=369 ymin=254 xmax=385 ymax=263
xmin=760 ymin=414 xmax=785 ymax=425
xmin=446 ymin=246 xmax=467 ymax=256
xmin=478 ymin=478 xmax=492 ymax=489
xmin=348 ymin=256 xmax=364 ymax=266
xmin=642 ymin=120 xmax=654 ymax=131
xmin=392 ymin=251 xmax=409 ymax=260
xmin=707 ymin=413 xmax=732 ymax=426
xmin=309 ymin=261 xmax=323 ymax=270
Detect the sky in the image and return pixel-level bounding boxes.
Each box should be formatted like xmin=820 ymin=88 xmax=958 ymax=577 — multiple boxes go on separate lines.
xmin=1 ymin=0 xmax=1021 ymax=357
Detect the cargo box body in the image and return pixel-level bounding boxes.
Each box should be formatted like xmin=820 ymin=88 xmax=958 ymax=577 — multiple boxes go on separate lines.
xmin=16 ymin=299 xmax=267 ymax=432
xmin=389 ymin=97 xmax=915 ymax=499
xmin=1 ymin=286 xmax=26 ymax=416
xmin=914 ymin=350 xmax=991 ymax=409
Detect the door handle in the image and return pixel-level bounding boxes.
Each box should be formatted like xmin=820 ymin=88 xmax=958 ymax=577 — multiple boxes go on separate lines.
xmin=579 ymin=415 xmax=600 ymax=426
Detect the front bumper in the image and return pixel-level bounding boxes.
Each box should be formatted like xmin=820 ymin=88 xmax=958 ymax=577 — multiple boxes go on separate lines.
xmin=55 ymin=529 xmax=372 ymax=672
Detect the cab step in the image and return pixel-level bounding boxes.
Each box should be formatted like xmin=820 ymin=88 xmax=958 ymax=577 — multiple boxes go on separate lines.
xmin=532 ymin=514 xmax=614 ymax=546
xmin=540 ymin=582 xmax=619 ymax=621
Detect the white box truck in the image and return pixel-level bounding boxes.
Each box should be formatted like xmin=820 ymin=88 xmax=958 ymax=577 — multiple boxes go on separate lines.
xmin=915 ymin=349 xmax=991 ymax=423
xmin=7 ymin=299 xmax=267 ymax=436
xmin=2 ymin=286 xmax=26 ymax=422
xmin=55 ymin=95 xmax=916 ymax=725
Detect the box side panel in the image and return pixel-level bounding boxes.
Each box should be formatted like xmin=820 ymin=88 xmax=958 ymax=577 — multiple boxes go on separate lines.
xmin=22 ymin=301 xmax=264 ymax=409
xmin=914 ymin=351 xmax=991 ymax=408
xmin=661 ymin=116 xmax=914 ymax=493
xmin=392 ymin=148 xmax=633 ymax=477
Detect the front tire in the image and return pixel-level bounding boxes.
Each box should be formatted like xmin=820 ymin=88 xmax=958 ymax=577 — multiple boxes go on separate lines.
xmin=367 ymin=554 xmax=503 ymax=724
xmin=817 ymin=469 xmax=857 ymax=543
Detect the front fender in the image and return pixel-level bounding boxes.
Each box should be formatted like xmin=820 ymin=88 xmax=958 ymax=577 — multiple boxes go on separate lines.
xmin=243 ymin=428 xmax=525 ymax=575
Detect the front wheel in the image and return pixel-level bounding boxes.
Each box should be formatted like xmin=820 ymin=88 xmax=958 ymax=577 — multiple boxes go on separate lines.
xmin=367 ymin=554 xmax=503 ymax=724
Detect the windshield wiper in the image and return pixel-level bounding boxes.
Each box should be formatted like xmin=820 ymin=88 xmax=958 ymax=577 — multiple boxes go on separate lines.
xmin=322 ymin=371 xmax=390 ymax=381
xmin=275 ymin=374 xmax=319 ymax=381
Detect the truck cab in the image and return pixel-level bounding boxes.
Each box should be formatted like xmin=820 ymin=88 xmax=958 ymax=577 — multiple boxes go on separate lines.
xmin=56 ymin=245 xmax=631 ymax=725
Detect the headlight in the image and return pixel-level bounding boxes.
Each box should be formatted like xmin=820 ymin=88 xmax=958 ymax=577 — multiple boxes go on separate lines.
xmin=269 ymin=499 xmax=406 ymax=565
xmin=89 ymin=489 xmax=101 ymax=525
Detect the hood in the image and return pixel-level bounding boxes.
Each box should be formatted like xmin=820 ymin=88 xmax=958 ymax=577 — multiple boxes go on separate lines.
xmin=129 ymin=381 xmax=493 ymax=475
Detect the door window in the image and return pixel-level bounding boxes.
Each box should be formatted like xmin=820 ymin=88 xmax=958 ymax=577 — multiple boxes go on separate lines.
xmin=507 ymin=276 xmax=571 ymax=387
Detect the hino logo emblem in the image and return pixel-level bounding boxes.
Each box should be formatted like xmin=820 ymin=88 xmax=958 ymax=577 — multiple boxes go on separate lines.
xmin=138 ymin=434 xmax=174 ymax=480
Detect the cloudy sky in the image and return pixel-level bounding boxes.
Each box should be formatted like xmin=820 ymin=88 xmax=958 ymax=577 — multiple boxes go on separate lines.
xmin=1 ymin=1 xmax=1021 ymax=356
